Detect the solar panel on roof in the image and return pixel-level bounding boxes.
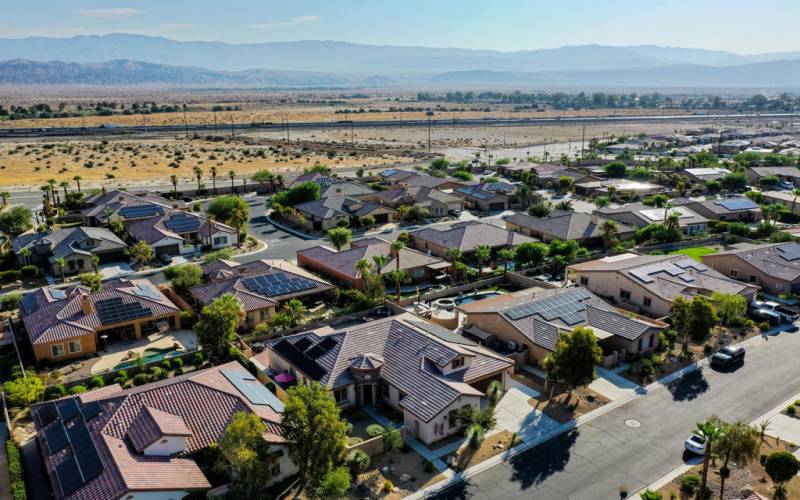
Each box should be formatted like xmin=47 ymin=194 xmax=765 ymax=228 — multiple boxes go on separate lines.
xmin=221 ymin=369 xmax=285 ymax=411
xmin=44 ymin=423 xmax=69 ymax=454
xmin=56 ymin=398 xmax=80 ymax=421
xmin=306 ymin=345 xmax=326 ymax=359
xmin=164 ymin=213 xmax=202 ymax=233
xmin=273 ymin=340 xmax=325 ymax=380
xmin=505 ymin=289 xmax=592 ymax=322
xmin=20 ymin=293 xmax=38 ymax=313
xmin=243 ymin=273 xmax=317 ymax=297
xmin=317 ymin=337 xmax=337 ymax=352
xmin=50 ymin=289 xmax=67 ymax=299
xmin=293 ymin=338 xmax=312 ymax=352
xmin=119 ymin=204 xmax=164 ymax=219
xmin=777 ymin=243 xmax=800 ymax=261
xmin=55 ymin=454 xmax=83 ymax=496
xmin=36 ymin=402 xmax=58 ymax=426
xmin=132 ymin=283 xmax=162 ymax=301
xmin=80 ymin=401 xmax=102 ymax=421
xmin=95 ymin=297 xmax=153 ymax=325
xmin=67 ymin=419 xmax=104 ymax=482
xmin=715 ymin=198 xmax=758 ymax=211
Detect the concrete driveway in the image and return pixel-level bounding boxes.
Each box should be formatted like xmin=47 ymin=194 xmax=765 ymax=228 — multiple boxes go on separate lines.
xmin=492 ymin=380 xmax=561 ymax=442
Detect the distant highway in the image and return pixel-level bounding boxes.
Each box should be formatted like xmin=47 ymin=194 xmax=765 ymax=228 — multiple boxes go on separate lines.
xmin=2 ymin=112 xmax=800 ymax=139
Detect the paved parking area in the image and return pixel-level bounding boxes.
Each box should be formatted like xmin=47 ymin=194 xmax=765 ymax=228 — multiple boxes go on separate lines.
xmin=591 ymin=367 xmax=645 ymax=402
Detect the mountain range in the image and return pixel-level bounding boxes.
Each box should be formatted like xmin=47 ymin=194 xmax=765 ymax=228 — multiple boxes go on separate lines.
xmin=0 ymin=34 xmax=799 ymax=89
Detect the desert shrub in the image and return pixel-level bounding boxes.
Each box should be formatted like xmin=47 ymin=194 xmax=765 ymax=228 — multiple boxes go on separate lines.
xmin=20 ymin=265 xmax=38 ymax=278
xmin=46 ymin=384 xmax=67 ymax=399
xmin=423 ymin=459 xmax=436 ymax=473
xmin=0 ymin=293 xmax=22 ymax=312
xmin=69 ymin=385 xmax=87 ymax=395
xmin=787 ymin=404 xmax=796 ymax=416
xmin=680 ymin=474 xmax=701 ymax=495
xmin=344 ymin=421 xmax=354 ymax=435
xmin=161 ymin=359 xmax=172 ymax=370
xmin=0 ymin=270 xmax=20 ymax=283
xmin=192 ymin=351 xmax=205 ymax=366
xmin=113 ymin=370 xmax=129 ymax=384
xmin=366 ymin=424 xmax=385 ymax=437
xmin=173 ymin=357 xmax=184 ymax=369
xmin=89 ymin=376 xmax=105 ymax=388
xmin=346 ymin=449 xmax=370 ymax=473
xmin=382 ymin=480 xmax=394 ymax=493
xmin=174 ymin=367 xmax=184 ymax=376
xmin=132 ymin=373 xmax=150 ymax=386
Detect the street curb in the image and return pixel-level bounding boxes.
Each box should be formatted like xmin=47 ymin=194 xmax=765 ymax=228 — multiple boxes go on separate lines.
xmin=264 ymin=215 xmax=319 ymax=241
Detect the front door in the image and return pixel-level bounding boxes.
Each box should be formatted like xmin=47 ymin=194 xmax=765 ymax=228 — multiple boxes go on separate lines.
xmin=362 ymin=385 xmax=373 ymax=405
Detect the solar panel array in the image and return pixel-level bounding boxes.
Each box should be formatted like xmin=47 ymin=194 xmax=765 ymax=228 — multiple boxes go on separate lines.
xmin=715 ymin=198 xmax=758 ymax=211
xmin=630 ymin=260 xmax=703 ymax=284
xmin=505 ymin=289 xmax=593 ymax=326
xmin=119 ymin=204 xmax=164 ymax=219
xmin=243 ymin=273 xmax=318 ymax=297
xmin=36 ymin=402 xmax=58 ymax=426
xmin=80 ymin=401 xmax=103 ymax=421
xmin=95 ymin=297 xmax=153 ymax=326
xmin=67 ymin=420 xmax=104 ymax=483
xmin=132 ymin=283 xmax=163 ymax=301
xmin=50 ymin=289 xmax=67 ymax=300
xmin=21 ymin=293 xmax=39 ymax=313
xmin=44 ymin=423 xmax=69 ymax=454
xmin=56 ymin=398 xmax=80 ymax=421
xmin=293 ymin=337 xmax=312 ymax=352
xmin=163 ymin=213 xmax=202 ymax=233
xmin=777 ymin=243 xmax=800 ymax=261
xmin=221 ymin=369 xmax=285 ymax=411
xmin=55 ymin=455 xmax=83 ymax=496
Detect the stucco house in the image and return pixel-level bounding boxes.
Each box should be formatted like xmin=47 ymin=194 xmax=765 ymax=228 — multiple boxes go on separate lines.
xmin=701 ymin=242 xmax=800 ymax=296
xmin=409 ymin=221 xmax=535 ymax=261
xmin=504 ymin=210 xmax=635 ymax=246
xmin=672 ymin=197 xmax=762 ymax=222
xmin=567 ymin=253 xmax=759 ymax=318
xmin=11 ymin=227 xmax=127 ymax=276
xmin=291 ymin=196 xmax=398 ymax=231
xmin=126 ymin=210 xmax=236 ymax=258
xmin=596 ymin=203 xmax=709 ymax=236
xmin=254 ymin=313 xmax=513 ymax=445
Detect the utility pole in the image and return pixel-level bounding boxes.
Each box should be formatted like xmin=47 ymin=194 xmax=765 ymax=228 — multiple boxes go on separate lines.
xmin=213 ymin=110 xmax=218 ymax=132
xmin=230 ymin=115 xmax=235 ymax=138
xmin=286 ymin=113 xmax=290 ymax=143
xmin=427 ymin=115 xmax=431 ymax=152
xmin=182 ymin=104 xmax=189 ymax=139
xmin=580 ymin=123 xmax=586 ymax=161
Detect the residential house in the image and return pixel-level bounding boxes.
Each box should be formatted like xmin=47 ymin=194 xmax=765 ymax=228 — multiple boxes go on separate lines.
xmin=760 ymin=191 xmax=800 ymax=215
xmin=504 ymin=210 xmax=635 ymax=246
xmin=455 ymin=184 xmax=509 ymax=212
xmin=717 ymin=139 xmax=751 ymax=155
xmin=526 ymin=164 xmax=591 ymax=187
xmin=126 ymin=210 xmax=236 ymax=258
xmin=21 ymin=279 xmax=182 ymax=363
xmin=701 ymin=242 xmax=800 ymax=295
xmin=458 ymin=287 xmax=666 ymax=365
xmin=672 ymin=197 xmax=762 ymax=222
xmin=292 ymin=196 xmax=398 ymax=231
xmin=567 ymin=253 xmax=758 ymax=318
xmin=254 ymin=313 xmax=513 ymax=445
xmin=82 ymin=189 xmax=176 ymax=226
xmin=747 ymin=166 xmax=800 ymax=187
xmin=31 ymin=360 xmax=294 ymax=499
xmin=573 ymin=179 xmax=665 ymax=198
xmin=12 ymin=227 xmax=127 ymax=276
xmin=317 ymin=180 xmax=374 ymax=199
xmin=596 ymin=203 xmax=709 ymax=235
xmin=358 ymin=186 xmax=463 ymax=218
xmin=682 ymin=167 xmax=731 ymax=183
xmin=409 ymin=221 xmax=535 ymax=261
xmin=297 ymin=238 xmax=447 ymax=290
xmin=606 ymin=143 xmax=642 ymax=155
xmin=190 ymin=259 xmax=334 ymax=327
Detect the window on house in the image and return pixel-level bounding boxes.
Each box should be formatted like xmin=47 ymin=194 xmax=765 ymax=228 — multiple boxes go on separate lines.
xmin=580 ymin=276 xmax=589 ymax=286
xmin=213 ymin=236 xmax=228 ymax=245
xmin=448 ymin=409 xmax=458 ymax=428
xmin=333 ymin=388 xmax=348 ymax=404
xmin=381 ymin=384 xmax=390 ymax=400
xmin=260 ymin=309 xmax=269 ymax=320
xmin=51 ymin=344 xmax=65 ymax=357
xmin=749 ymin=275 xmax=757 ymax=283
xmin=451 ymin=357 xmax=464 ymax=369
xmin=620 ymin=289 xmax=631 ymax=300
xmin=643 ymin=297 xmax=652 ymax=307
xmin=637 ymin=338 xmax=643 ymax=351
xmin=68 ymin=340 xmax=81 ymax=354
xmin=730 ymin=269 xmax=738 ymax=278
xmin=649 ymin=334 xmax=655 ymax=348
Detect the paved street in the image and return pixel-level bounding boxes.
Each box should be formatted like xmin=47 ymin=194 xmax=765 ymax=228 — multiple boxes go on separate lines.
xmin=430 ymin=331 xmax=800 ymax=499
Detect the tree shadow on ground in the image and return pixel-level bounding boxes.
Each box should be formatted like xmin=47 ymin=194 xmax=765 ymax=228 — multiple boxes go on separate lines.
xmin=667 ymin=369 xmax=709 ymax=402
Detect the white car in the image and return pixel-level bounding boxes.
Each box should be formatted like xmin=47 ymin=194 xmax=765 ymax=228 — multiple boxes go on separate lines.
xmin=684 ymin=434 xmax=707 ymax=455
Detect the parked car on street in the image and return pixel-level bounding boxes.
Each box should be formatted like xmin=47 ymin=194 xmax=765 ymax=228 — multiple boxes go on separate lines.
xmin=710 ymin=345 xmax=746 ymax=368
xmin=684 ymin=433 xmax=707 ymax=455
xmin=751 ymin=300 xmax=799 ymax=324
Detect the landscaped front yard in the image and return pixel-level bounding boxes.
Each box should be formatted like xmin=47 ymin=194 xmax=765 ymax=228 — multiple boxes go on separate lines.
xmin=669 ymin=246 xmax=718 ymax=262
xmin=353 ymin=448 xmax=445 ymax=499
xmin=511 ymin=371 xmax=610 ymax=423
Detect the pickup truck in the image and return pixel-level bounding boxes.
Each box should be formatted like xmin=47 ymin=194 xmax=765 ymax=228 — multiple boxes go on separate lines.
xmin=751 ymin=300 xmax=800 ymax=324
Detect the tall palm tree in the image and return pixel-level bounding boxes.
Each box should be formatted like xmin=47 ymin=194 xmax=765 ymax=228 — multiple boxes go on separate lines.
xmin=210 ymin=166 xmax=218 ymax=194
xmin=73 ymin=175 xmax=82 ymax=193
xmin=600 ymin=219 xmax=619 ymax=248
xmin=59 ymin=181 xmax=70 ymax=201
xmin=46 ymin=178 xmax=57 ymax=206
xmin=475 ymin=244 xmax=491 ymax=278
xmin=242 ymin=176 xmax=248 ymax=193
xmin=228 ymin=170 xmax=236 ymax=194
xmin=387 ymin=270 xmax=408 ymax=302
xmin=0 ymin=192 xmax=9 ymax=208
xmin=498 ymin=248 xmax=515 ymax=277
xmin=665 ymin=211 xmax=681 ymax=235
xmin=275 ymin=174 xmax=284 ymax=191
xmin=355 ymin=258 xmax=371 ymax=282
xmin=170 ymin=175 xmax=179 ymax=198
xmin=230 ymin=207 xmax=248 ymax=247
xmin=716 ymin=421 xmax=759 ymax=499
xmin=695 ymin=416 xmax=723 ymax=497
xmin=55 ymin=257 xmax=66 ymax=283
xmin=193 ymin=166 xmax=203 ymax=194
xmin=390 ymin=240 xmax=405 ymax=300
xmin=371 ymin=254 xmax=388 ymax=274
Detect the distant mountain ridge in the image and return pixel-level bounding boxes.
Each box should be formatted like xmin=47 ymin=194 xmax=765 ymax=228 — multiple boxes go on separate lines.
xmin=2 ymin=34 xmax=799 ymax=74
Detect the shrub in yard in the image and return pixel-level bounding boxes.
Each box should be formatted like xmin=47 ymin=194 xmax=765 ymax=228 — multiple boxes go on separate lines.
xmin=382 ymin=480 xmax=395 ymax=493
xmin=423 ymin=459 xmax=436 ymax=473
xmin=89 ymin=376 xmax=105 ymax=388
xmin=46 ymin=384 xmax=67 ymax=399
xmin=149 ymin=366 xmax=163 ymax=378
xmin=679 ymin=474 xmax=701 ymax=495
xmin=759 ymin=321 xmax=770 ymax=331
xmin=366 ymin=424 xmax=385 ymax=438
xmin=173 ymin=357 xmax=184 ymax=369
xmin=113 ymin=370 xmax=129 ymax=384
xmin=0 ymin=292 xmax=22 ymax=311
xmin=344 ymin=421 xmax=354 ymax=435
xmin=132 ymin=373 xmax=150 ymax=386
xmin=174 ymin=367 xmax=184 ymax=376
xmin=192 ymin=351 xmax=205 ymax=366
xmin=346 ymin=449 xmax=370 ymax=473
xmin=20 ymin=265 xmax=38 ymax=278
xmin=795 ymin=399 xmax=800 ymax=406
xmin=161 ymin=359 xmax=172 ymax=370
xmin=787 ymin=404 xmax=796 ymax=416
xmin=69 ymin=385 xmax=87 ymax=395
xmin=6 ymin=440 xmax=26 ymax=500
xmin=640 ymin=490 xmax=662 ymax=500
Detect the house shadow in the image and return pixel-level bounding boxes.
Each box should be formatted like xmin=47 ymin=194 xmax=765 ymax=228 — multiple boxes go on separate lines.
xmin=508 ymin=428 xmax=580 ymax=490
xmin=667 ymin=370 xmax=709 ymax=402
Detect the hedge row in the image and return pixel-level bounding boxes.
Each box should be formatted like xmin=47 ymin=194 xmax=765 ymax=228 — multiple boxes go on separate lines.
xmin=6 ymin=439 xmax=26 ymax=500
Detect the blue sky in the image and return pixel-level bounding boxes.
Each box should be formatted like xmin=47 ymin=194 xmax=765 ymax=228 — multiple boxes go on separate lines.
xmin=0 ymin=0 xmax=797 ymax=54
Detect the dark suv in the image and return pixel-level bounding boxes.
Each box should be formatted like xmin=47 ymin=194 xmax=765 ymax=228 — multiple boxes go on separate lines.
xmin=710 ymin=346 xmax=745 ymax=368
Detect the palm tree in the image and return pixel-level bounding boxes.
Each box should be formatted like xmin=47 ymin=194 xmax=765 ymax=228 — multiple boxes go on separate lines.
xmin=20 ymin=248 xmax=31 ymax=265
xmin=355 ymin=258 xmax=372 ymax=283
xmin=665 ymin=211 xmax=681 ymax=235
xmin=0 ymin=191 xmax=9 ymax=208
xmin=390 ymin=240 xmax=405 ymax=300
xmin=475 ymin=244 xmax=491 ymax=278
xmin=91 ymin=255 xmax=100 ymax=273
xmin=193 ymin=166 xmax=203 ymax=194
xmin=600 ymin=219 xmax=618 ymax=248
xmin=242 ymin=176 xmax=248 ymax=193
xmin=716 ymin=421 xmax=759 ymax=499
xmin=757 ymin=419 xmax=771 ymax=444
xmin=55 ymin=257 xmax=66 ymax=283
xmin=486 ymin=380 xmax=504 ymax=408
xmin=170 ymin=175 xmax=179 ymax=198
xmin=228 ymin=170 xmax=236 ymax=194
xmin=73 ymin=175 xmax=82 ymax=193
xmin=282 ymin=299 xmax=308 ymax=327
xmin=275 ymin=174 xmax=284 ymax=191
xmin=210 ymin=166 xmax=218 ymax=194
xmin=498 ymin=248 xmax=515 ymax=276
xmin=387 ymin=270 xmax=408 ymax=302
xmin=59 ymin=181 xmax=69 ymax=202
xmin=695 ymin=416 xmax=723 ymax=497
xmin=792 ymin=188 xmax=800 ymax=215
xmin=371 ymin=254 xmax=388 ymax=272
xmin=46 ymin=178 xmax=57 ymax=206
xmin=230 ymin=207 xmax=248 ymax=247
xmin=446 ymin=247 xmax=463 ymax=282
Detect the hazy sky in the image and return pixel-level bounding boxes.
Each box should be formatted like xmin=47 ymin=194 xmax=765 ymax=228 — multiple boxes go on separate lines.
xmin=1 ymin=0 xmax=797 ymax=54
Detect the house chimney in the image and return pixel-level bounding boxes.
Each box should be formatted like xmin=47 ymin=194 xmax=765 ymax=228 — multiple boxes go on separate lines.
xmin=81 ymin=294 xmax=94 ymax=315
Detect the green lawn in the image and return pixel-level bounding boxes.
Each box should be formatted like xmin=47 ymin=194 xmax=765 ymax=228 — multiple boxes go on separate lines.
xmin=669 ymin=246 xmax=718 ymax=262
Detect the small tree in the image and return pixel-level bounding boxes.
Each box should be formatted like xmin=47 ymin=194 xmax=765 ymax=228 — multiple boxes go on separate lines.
xmin=541 ymin=327 xmax=601 ymax=400
xmin=195 ymin=293 xmax=243 ymax=357
xmin=283 ymin=382 xmax=347 ymax=492
xmin=474 ymin=244 xmax=491 ymax=278
xmin=764 ymin=451 xmax=799 ymax=500
xmin=639 ymin=490 xmax=662 ymax=500
xmin=557 ymin=175 xmax=574 ymax=193
xmin=382 ymin=428 xmax=404 ymax=458
xmin=168 ymin=263 xmax=203 ymax=295
xmin=600 ymin=219 xmax=619 ymax=248
xmin=513 ymin=242 xmax=548 ymax=269
xmin=711 ymin=292 xmax=747 ymax=326
xmin=715 ymin=420 xmax=760 ymax=498
xmin=314 ymin=466 xmax=350 ymax=499
xmin=170 ymin=174 xmax=179 ymax=198
xmin=498 ymin=248 xmax=515 ymax=276
xmin=217 ymin=412 xmax=276 ymax=497
xmin=327 ymin=227 xmax=352 ymax=251
xmin=207 ymin=195 xmax=249 ymax=226
xmin=78 ymin=272 xmax=102 ymax=292
xmin=129 ymin=240 xmax=154 ymax=266
xmin=4 ymin=372 xmax=44 ymax=407
xmin=695 ymin=416 xmax=724 ymax=496
xmin=360 ymin=214 xmax=375 ymax=228
xmin=0 ymin=206 xmax=33 ymax=236
xmin=387 ymin=270 xmax=408 ymax=302
xmin=55 ymin=257 xmax=67 ymax=283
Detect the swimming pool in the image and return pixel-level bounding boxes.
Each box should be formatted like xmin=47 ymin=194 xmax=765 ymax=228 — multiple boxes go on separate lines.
xmin=113 ymin=349 xmax=183 ymax=370
xmin=455 ymin=292 xmax=502 ymax=305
